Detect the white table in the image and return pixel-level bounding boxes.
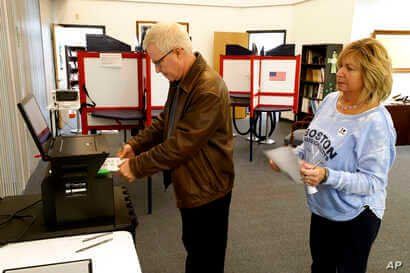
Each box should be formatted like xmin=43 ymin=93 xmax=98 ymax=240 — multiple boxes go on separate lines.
xmin=0 ymin=231 xmax=142 ymax=273
xmin=48 ymin=98 xmax=81 ymax=136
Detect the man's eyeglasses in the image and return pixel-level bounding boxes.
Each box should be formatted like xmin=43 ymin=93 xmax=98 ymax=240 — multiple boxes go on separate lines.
xmin=152 ymin=49 xmax=174 ymax=66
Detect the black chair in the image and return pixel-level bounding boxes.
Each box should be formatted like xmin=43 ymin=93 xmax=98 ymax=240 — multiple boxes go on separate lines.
xmin=284 ymin=115 xmax=313 ymax=147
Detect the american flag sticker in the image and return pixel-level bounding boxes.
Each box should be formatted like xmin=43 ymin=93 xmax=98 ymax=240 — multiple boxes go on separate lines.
xmin=269 ymin=71 xmax=286 ymax=81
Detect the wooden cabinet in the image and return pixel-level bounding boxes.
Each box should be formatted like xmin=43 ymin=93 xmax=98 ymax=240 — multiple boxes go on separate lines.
xmin=385 ymin=103 xmax=410 ymax=145
xmin=298 ymin=44 xmax=342 ymax=119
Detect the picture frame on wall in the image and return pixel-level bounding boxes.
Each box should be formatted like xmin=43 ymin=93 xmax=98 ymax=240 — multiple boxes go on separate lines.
xmin=372 ymin=30 xmax=410 ymax=73
xmin=136 ymin=21 xmax=189 ymax=46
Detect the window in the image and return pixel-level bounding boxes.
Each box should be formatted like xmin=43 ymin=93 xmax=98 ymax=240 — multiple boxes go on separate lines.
xmin=52 ymin=24 xmax=105 ymax=89
xmin=372 ymin=30 xmax=410 ymax=73
xmin=247 ymin=30 xmax=286 ymax=55
xmin=372 ymin=30 xmax=410 ymax=98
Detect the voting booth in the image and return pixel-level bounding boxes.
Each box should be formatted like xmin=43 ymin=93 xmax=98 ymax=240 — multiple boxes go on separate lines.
xmin=78 ymin=52 xmax=169 ymax=134
xmin=78 ymin=52 xmax=144 ymax=134
xmin=220 ymin=55 xmax=300 ymax=116
xmin=220 ymin=55 xmax=301 ymax=160
xmin=142 ymin=55 xmax=169 ymax=126
xmin=256 ymin=56 xmax=300 ymax=113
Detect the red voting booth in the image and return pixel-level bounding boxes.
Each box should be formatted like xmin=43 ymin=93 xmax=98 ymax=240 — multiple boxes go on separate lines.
xmin=78 ymin=51 xmax=169 ymax=135
xmin=220 ymin=55 xmax=301 ymax=160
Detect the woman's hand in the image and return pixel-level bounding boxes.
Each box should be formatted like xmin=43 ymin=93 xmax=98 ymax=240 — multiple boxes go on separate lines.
xmin=117 ymin=144 xmax=135 ymax=159
xmin=300 ymin=161 xmax=326 ymax=186
xmin=269 ymin=160 xmax=281 ymax=172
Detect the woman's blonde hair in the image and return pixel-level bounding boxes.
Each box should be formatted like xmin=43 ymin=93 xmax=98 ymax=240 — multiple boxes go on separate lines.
xmin=142 ymin=22 xmax=192 ymax=54
xmin=337 ymin=38 xmax=392 ymax=104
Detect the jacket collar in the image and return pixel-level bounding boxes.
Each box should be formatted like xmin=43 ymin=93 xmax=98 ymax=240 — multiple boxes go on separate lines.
xmin=177 ymin=52 xmax=206 ymax=94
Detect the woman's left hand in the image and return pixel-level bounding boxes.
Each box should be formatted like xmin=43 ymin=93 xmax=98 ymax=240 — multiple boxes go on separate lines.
xmin=300 ymin=161 xmax=326 ymax=186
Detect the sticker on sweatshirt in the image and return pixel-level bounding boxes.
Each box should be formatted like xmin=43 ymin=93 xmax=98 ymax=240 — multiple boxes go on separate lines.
xmin=337 ymin=127 xmax=348 ymax=136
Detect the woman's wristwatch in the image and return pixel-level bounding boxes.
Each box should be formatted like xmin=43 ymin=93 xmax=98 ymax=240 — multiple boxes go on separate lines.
xmin=320 ymin=168 xmax=329 ymax=184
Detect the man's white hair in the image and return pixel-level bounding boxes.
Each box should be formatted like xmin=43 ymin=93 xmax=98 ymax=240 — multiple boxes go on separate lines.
xmin=142 ymin=22 xmax=192 ymax=54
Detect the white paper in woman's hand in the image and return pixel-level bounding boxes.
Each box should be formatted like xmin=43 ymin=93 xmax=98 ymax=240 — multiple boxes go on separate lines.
xmin=264 ymin=146 xmax=302 ymax=184
xmin=265 ymin=147 xmax=318 ymax=194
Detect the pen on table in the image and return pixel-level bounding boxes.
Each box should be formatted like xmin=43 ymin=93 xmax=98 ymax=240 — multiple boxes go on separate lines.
xmin=82 ymin=232 xmax=112 ymax=242
xmin=76 ymin=238 xmax=113 ymax=253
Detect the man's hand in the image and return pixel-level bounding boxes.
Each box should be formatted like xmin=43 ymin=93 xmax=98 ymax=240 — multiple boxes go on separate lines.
xmin=269 ymin=159 xmax=281 ymax=172
xmin=300 ymin=161 xmax=326 ymax=186
xmin=118 ymin=159 xmax=136 ymax=182
xmin=117 ymin=144 xmax=135 ymax=159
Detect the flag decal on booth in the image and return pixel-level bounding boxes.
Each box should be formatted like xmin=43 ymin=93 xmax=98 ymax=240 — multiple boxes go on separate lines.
xmin=269 ymin=71 xmax=286 ymax=81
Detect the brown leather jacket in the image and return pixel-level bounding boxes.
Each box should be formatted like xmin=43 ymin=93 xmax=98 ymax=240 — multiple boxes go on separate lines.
xmin=127 ymin=53 xmax=234 ymax=208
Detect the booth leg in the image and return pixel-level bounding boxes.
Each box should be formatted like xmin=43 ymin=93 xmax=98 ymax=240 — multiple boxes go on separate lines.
xmin=249 ymin=116 xmax=253 ymax=162
xmin=246 ymin=112 xmax=259 ymax=142
xmin=258 ymin=112 xmax=263 ymax=141
xmin=147 ymin=176 xmax=152 ymax=214
xmin=260 ymin=111 xmax=276 ymax=145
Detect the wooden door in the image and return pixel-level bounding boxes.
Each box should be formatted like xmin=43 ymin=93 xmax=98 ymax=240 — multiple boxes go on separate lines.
xmin=213 ymin=32 xmax=248 ymax=72
xmin=213 ymin=32 xmax=248 ymax=119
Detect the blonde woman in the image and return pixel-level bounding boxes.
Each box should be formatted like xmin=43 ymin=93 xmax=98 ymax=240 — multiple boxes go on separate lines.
xmin=271 ymin=38 xmax=396 ymax=273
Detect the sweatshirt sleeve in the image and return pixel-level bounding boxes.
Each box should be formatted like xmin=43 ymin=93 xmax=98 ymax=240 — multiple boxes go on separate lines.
xmin=324 ymin=116 xmax=396 ymax=195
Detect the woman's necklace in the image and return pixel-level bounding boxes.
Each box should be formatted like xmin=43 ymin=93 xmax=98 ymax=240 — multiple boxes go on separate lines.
xmin=337 ymin=96 xmax=362 ymax=111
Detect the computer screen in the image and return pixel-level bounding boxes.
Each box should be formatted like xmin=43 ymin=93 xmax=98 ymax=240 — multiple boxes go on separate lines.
xmin=86 ymin=34 xmax=131 ymax=52
xmin=225 ymin=44 xmax=253 ymax=56
xmin=17 ymin=94 xmax=51 ymax=158
xmin=265 ymin=44 xmax=295 ymax=56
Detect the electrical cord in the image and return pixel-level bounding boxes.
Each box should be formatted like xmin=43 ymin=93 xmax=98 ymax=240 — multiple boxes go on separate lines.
xmin=0 ymin=198 xmax=42 ymax=226
xmin=251 ymin=111 xmax=275 ymax=139
xmin=232 ymin=106 xmax=251 ymax=136
xmin=0 ymin=199 xmax=42 ymax=246
xmin=233 ymin=110 xmax=276 ymax=140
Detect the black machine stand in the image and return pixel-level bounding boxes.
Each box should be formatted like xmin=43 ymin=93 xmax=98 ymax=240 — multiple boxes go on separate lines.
xmin=42 ymin=153 xmax=114 ymax=229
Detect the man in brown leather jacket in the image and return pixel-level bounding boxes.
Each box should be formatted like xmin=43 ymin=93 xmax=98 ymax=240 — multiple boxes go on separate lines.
xmin=118 ymin=22 xmax=234 ymax=273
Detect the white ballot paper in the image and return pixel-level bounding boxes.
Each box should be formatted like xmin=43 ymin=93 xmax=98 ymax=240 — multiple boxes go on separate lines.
xmin=100 ymin=157 xmax=126 ymax=172
xmin=264 ymin=146 xmax=318 ymax=194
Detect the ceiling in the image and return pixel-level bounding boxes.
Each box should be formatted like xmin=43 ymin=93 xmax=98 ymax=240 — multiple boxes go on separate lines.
xmin=100 ymin=0 xmax=312 ymax=8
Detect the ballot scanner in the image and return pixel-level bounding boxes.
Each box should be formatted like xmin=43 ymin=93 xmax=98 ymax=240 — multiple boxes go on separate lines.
xmin=18 ymin=94 xmax=114 ymax=228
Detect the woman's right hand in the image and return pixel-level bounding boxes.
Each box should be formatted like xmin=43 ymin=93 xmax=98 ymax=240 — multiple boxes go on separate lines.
xmin=117 ymin=144 xmax=136 ymax=159
xmin=269 ymin=160 xmax=281 ymax=172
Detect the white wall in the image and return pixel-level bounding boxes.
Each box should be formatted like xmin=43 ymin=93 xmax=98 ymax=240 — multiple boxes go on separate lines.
xmin=352 ymin=0 xmax=410 ymax=97
xmin=351 ymin=0 xmax=410 ymax=40
xmin=39 ymin=0 xmax=56 ymax=102
xmin=293 ymin=0 xmax=355 ymax=48
xmin=54 ymin=0 xmax=239 ymax=65
xmin=52 ymin=0 xmax=354 ymax=65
